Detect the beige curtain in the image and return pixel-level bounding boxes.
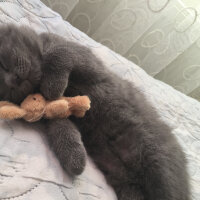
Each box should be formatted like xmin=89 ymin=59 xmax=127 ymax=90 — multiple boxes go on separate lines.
xmin=41 ymin=0 xmax=200 ymax=101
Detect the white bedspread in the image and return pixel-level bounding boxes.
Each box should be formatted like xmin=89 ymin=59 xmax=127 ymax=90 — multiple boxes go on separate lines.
xmin=0 ymin=1 xmax=199 ymax=200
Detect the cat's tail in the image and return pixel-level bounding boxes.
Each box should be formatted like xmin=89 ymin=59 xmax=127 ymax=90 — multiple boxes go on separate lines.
xmin=115 ymin=184 xmax=144 ymax=200
xmin=114 ymin=138 xmax=190 ymax=200
xmin=140 ymin=132 xmax=191 ymax=200
xmin=115 ymin=160 xmax=190 ymax=200
xmin=142 ymin=157 xmax=190 ymax=200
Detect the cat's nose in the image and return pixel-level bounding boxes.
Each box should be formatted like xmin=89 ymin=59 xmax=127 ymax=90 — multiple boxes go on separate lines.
xmin=5 ymin=74 xmax=20 ymax=88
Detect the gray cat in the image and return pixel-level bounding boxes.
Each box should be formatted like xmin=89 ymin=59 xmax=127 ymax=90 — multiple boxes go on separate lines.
xmin=0 ymin=24 xmax=190 ymax=200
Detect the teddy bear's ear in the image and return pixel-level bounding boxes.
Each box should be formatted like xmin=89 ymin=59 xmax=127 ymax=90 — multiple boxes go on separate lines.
xmin=0 ymin=105 xmax=26 ymax=120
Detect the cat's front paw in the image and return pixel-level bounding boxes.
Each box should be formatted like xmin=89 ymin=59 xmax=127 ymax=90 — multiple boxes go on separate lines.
xmin=64 ymin=145 xmax=87 ymax=176
xmin=40 ymin=81 xmax=63 ymax=100
xmin=46 ymin=119 xmax=86 ymax=176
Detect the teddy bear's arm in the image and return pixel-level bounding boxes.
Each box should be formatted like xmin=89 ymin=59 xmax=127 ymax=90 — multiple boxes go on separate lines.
xmin=61 ymin=96 xmax=91 ymax=117
xmin=61 ymin=96 xmax=90 ymax=109
xmin=0 ymin=105 xmax=26 ymax=120
xmin=45 ymin=100 xmax=69 ymax=119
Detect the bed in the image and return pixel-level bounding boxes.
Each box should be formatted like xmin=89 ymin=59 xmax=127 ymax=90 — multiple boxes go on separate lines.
xmin=0 ymin=1 xmax=199 ymax=199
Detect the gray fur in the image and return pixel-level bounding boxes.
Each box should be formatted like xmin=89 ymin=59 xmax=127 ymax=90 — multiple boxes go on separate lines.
xmin=0 ymin=24 xmax=190 ymax=200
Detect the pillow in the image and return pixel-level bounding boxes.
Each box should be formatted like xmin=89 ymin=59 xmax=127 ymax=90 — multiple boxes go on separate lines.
xmin=0 ymin=1 xmax=199 ymax=200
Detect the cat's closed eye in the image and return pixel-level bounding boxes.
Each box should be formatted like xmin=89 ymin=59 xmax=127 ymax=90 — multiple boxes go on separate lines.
xmin=13 ymin=74 xmax=21 ymax=85
xmin=0 ymin=63 xmax=8 ymax=72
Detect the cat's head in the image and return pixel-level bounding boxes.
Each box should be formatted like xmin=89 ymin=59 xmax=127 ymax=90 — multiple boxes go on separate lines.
xmin=0 ymin=24 xmax=42 ymax=104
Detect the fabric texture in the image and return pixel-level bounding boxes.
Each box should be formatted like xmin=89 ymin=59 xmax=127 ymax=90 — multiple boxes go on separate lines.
xmin=0 ymin=0 xmax=199 ymax=200
xmin=41 ymin=0 xmax=200 ymax=102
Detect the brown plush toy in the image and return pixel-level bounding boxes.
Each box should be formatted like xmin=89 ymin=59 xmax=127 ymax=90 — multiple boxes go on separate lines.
xmin=0 ymin=94 xmax=91 ymax=122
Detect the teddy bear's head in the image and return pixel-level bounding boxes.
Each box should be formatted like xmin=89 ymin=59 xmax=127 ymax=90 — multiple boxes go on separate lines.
xmin=21 ymin=94 xmax=46 ymax=122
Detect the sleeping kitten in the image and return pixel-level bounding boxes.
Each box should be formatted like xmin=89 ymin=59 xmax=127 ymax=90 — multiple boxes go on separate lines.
xmin=0 ymin=24 xmax=190 ymax=200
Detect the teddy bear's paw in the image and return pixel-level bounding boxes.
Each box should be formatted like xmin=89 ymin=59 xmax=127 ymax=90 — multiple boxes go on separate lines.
xmin=70 ymin=96 xmax=91 ymax=117
xmin=80 ymin=96 xmax=91 ymax=109
xmin=72 ymin=110 xmax=87 ymax=118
